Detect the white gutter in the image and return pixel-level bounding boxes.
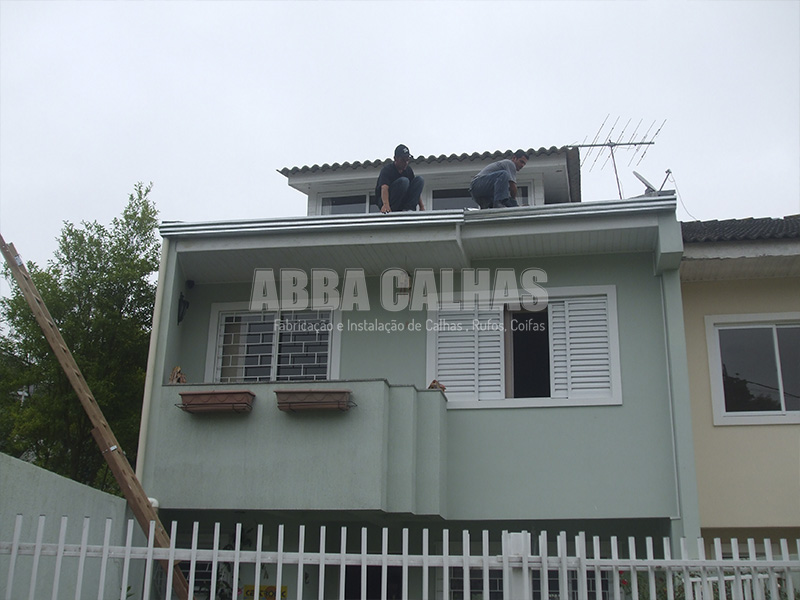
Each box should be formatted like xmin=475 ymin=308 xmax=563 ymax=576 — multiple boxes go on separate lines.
xmin=158 ymin=198 xmax=677 ymax=239
xmin=455 ymin=222 xmax=470 ymax=266
xmin=135 ymin=238 xmax=170 ymax=480
xmin=463 ymin=197 xmax=677 ymax=224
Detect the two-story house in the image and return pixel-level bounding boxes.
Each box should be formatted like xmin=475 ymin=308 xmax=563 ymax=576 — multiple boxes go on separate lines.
xmin=680 ymin=216 xmax=800 ymax=553
xmin=135 ymin=147 xmax=700 ymax=597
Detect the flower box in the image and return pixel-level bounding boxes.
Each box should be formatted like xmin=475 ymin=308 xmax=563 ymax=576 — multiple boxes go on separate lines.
xmin=275 ymin=389 xmax=353 ymax=412
xmin=178 ymin=390 xmax=255 ymax=414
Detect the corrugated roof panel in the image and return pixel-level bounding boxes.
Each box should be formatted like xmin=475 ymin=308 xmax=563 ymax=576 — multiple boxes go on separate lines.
xmin=278 ymin=146 xmax=571 ymax=176
xmin=681 ymin=215 xmax=800 ymax=242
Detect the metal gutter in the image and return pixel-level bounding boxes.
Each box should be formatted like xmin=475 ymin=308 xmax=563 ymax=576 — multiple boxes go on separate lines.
xmin=159 ymin=209 xmax=466 ymax=237
xmin=159 ymin=198 xmax=678 ymax=239
xmin=462 ymin=197 xmax=677 ymax=224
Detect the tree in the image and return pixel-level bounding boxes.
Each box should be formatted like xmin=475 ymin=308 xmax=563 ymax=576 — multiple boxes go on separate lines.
xmin=0 ymin=182 xmax=159 ymax=491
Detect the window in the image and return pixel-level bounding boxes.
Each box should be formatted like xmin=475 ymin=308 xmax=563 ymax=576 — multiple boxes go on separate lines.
xmin=211 ymin=309 xmax=332 ymax=383
xmin=432 ymin=188 xmax=478 ymax=211
xmin=508 ymin=309 xmax=550 ymax=398
xmin=428 ymin=287 xmax=621 ymax=408
xmin=430 ymin=186 xmax=529 ymax=211
xmin=450 ymin=567 xmax=503 ymax=600
xmin=320 ymin=193 xmax=380 ymax=214
xmin=706 ymin=313 xmax=800 ymax=425
xmin=448 ymin=568 xmax=609 ymax=600
xmin=531 ymin=570 xmax=610 ymax=600
xmin=321 ymin=194 xmax=369 ymax=214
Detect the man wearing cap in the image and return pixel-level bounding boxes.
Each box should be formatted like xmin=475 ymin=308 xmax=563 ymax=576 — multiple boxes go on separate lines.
xmin=374 ymin=144 xmax=425 ymax=213
xmin=469 ymin=150 xmax=529 ymax=209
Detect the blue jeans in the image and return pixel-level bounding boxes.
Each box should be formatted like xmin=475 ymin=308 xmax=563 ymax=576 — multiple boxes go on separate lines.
xmin=381 ymin=176 xmax=425 ymax=211
xmin=469 ymin=171 xmax=519 ymax=209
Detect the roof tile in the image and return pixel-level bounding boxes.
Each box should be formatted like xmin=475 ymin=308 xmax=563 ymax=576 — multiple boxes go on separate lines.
xmin=681 ymin=215 xmax=800 ymax=242
xmin=278 ymin=146 xmax=570 ymax=176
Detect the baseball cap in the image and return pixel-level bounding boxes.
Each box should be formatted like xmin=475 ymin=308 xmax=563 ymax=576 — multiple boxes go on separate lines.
xmin=394 ymin=144 xmax=412 ymax=159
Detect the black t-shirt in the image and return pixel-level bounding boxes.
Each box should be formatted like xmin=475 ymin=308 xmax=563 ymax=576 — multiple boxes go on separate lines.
xmin=375 ymin=162 xmax=416 ymax=200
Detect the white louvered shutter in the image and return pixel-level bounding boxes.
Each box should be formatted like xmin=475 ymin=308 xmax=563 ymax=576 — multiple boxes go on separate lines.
xmin=435 ymin=305 xmax=504 ymax=400
xmin=550 ymin=295 xmax=612 ymax=399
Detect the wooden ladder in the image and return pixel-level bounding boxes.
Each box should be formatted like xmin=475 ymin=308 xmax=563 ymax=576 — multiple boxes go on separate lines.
xmin=0 ymin=233 xmax=190 ymax=599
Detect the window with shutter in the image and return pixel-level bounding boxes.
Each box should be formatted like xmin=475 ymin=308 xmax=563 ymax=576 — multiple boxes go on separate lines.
xmin=434 ymin=305 xmax=505 ymax=401
xmin=550 ymin=295 xmax=612 ymax=399
xmin=428 ymin=287 xmax=620 ymax=408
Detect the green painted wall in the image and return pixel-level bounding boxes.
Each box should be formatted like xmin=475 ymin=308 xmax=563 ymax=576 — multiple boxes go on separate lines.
xmin=0 ymin=454 xmax=144 ymax=598
xmin=142 ymin=246 xmax=690 ymax=529
xmin=140 ymin=381 xmax=447 ymax=516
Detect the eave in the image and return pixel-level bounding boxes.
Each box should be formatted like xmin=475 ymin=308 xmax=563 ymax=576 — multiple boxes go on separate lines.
xmin=680 ymin=239 xmax=800 ymax=281
xmin=160 ymin=197 xmax=681 ymax=285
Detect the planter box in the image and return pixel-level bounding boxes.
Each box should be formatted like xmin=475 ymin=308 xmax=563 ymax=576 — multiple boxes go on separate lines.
xmin=178 ymin=390 xmax=255 ymax=414
xmin=276 ymin=389 xmax=353 ymax=412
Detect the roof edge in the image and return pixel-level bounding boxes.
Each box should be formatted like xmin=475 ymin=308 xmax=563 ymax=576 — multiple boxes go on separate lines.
xmin=159 ymin=197 xmax=677 ymax=239
xmin=278 ymin=146 xmax=573 ymax=177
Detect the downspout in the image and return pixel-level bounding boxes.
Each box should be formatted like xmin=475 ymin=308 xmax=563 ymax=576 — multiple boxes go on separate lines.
xmin=660 ymin=269 xmax=701 ymax=550
xmin=135 ymin=237 xmax=170 ymax=480
xmin=660 ymin=274 xmax=682 ymax=522
xmin=455 ymin=222 xmax=469 ymax=267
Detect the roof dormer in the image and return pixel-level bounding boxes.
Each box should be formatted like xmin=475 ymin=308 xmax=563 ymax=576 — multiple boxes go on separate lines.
xmin=279 ymin=146 xmax=581 ymax=216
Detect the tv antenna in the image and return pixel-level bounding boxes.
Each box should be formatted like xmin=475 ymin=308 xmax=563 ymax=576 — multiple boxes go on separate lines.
xmin=571 ymin=116 xmax=666 ymax=199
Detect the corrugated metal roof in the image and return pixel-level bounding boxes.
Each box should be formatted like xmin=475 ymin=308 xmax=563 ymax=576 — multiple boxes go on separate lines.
xmin=681 ymin=215 xmax=800 ymax=243
xmin=278 ymin=146 xmax=573 ymax=176
xmin=279 ymin=145 xmax=582 ymax=204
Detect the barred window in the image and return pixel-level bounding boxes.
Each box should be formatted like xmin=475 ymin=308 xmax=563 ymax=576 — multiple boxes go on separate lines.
xmin=215 ymin=310 xmax=331 ymax=383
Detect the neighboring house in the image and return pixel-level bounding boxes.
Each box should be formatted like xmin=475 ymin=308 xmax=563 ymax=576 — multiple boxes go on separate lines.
xmin=135 ymin=147 xmax=699 ymax=597
xmin=680 ymin=216 xmax=800 ymax=549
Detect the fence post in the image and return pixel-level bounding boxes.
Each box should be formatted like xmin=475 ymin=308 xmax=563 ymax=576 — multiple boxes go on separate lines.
xmin=505 ymin=532 xmax=529 ymax=600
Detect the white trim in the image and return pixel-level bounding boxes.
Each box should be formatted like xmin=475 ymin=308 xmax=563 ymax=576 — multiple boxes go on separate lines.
xmin=427 ymin=285 xmax=622 ymax=409
xmin=205 ymin=301 xmax=249 ymax=382
xmin=329 ymin=310 xmax=342 ymax=379
xmin=704 ymin=312 xmax=800 ymax=426
xmin=204 ymin=302 xmax=341 ymax=383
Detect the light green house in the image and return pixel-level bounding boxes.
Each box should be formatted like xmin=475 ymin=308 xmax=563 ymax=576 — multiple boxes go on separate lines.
xmin=135 ymin=147 xmax=700 ymax=597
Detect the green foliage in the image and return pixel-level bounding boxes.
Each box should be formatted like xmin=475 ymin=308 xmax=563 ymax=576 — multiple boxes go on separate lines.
xmin=0 ymin=183 xmax=160 ymax=491
xmin=619 ymin=569 xmax=800 ymax=600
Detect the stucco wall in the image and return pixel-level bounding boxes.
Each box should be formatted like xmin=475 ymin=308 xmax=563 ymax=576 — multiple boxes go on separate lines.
xmin=0 ymin=453 xmax=143 ymax=597
xmin=682 ymin=276 xmax=800 ymax=530
xmin=142 ymin=250 xmax=692 ymax=528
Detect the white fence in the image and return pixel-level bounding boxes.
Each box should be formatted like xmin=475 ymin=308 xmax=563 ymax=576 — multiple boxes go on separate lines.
xmin=2 ymin=514 xmax=799 ymax=600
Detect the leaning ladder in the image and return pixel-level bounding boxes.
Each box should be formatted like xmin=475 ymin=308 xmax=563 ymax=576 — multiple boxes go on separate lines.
xmin=0 ymin=233 xmax=190 ymax=600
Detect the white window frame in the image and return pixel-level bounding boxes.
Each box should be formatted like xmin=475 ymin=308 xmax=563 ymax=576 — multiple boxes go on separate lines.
xmin=318 ymin=192 xmax=379 ymax=215
xmin=426 ymin=285 xmax=621 ymax=409
xmin=204 ymin=302 xmax=341 ymax=383
xmin=427 ymin=184 xmax=534 ymax=211
xmin=705 ymin=312 xmax=800 ymax=426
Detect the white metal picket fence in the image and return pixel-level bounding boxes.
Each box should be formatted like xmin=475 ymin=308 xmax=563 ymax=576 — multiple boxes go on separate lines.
xmin=2 ymin=514 xmax=799 ymax=600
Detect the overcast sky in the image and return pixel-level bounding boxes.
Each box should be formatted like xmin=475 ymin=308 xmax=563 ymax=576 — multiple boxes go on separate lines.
xmin=1 ymin=0 xmax=799 ymax=298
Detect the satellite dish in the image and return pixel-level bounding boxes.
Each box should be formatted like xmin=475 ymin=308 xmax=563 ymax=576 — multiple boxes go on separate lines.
xmin=633 ymin=171 xmax=657 ymax=194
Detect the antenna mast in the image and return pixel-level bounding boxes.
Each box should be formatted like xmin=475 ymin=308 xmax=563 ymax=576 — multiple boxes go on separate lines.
xmin=572 ymin=116 xmax=667 ymax=199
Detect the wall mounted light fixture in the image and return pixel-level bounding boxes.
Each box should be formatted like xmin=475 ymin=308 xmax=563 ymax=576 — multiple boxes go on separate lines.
xmin=177 ymin=292 xmax=190 ymax=325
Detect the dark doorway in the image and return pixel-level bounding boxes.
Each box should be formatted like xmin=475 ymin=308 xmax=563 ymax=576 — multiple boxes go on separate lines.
xmin=343 ymin=565 xmax=403 ymax=600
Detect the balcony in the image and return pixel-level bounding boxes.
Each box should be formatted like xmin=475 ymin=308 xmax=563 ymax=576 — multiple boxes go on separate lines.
xmin=141 ymin=380 xmax=447 ymax=516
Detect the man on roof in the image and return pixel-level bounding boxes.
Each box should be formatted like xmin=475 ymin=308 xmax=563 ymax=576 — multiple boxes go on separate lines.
xmin=374 ymin=144 xmax=425 ymax=213
xmin=469 ymin=150 xmax=529 ymax=209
